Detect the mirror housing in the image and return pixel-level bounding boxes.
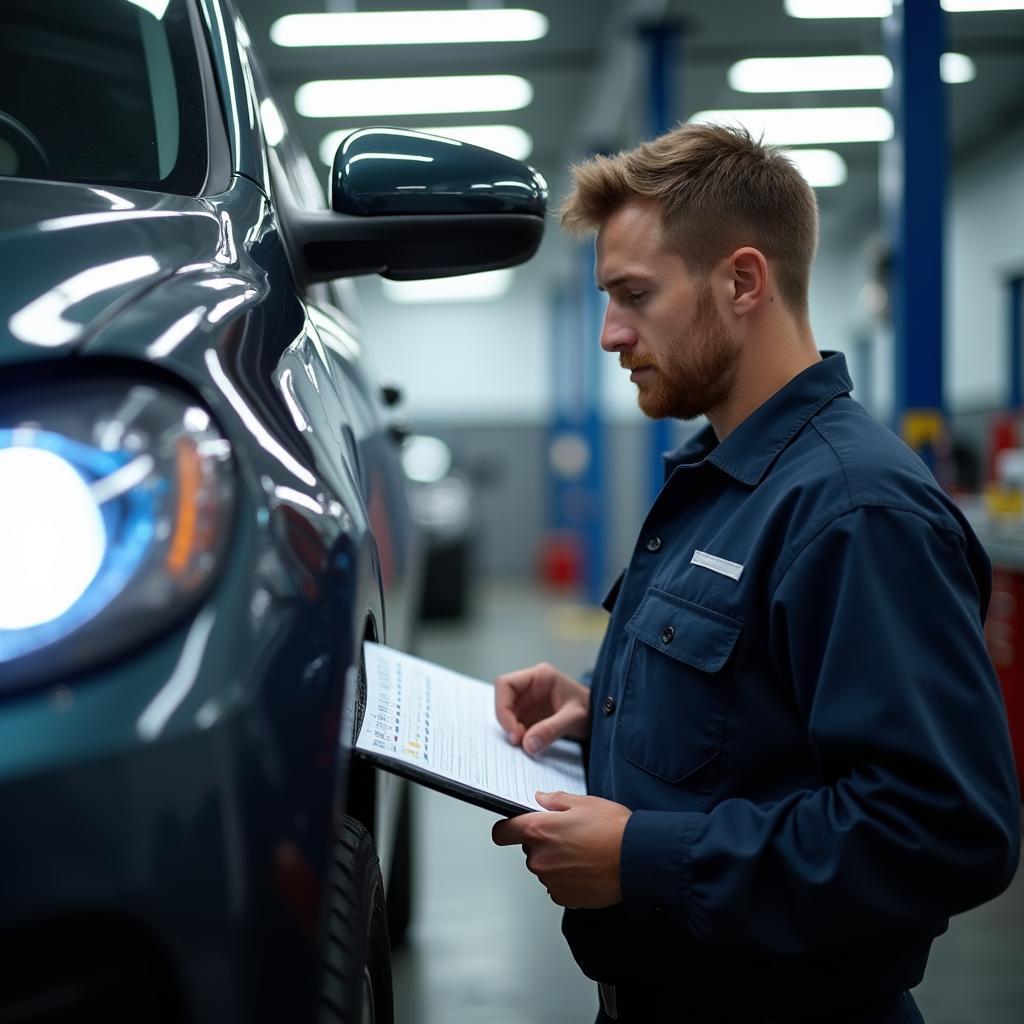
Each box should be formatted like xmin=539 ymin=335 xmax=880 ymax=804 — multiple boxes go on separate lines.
xmin=331 ymin=127 xmax=546 ymax=218
xmin=277 ymin=128 xmax=547 ymax=285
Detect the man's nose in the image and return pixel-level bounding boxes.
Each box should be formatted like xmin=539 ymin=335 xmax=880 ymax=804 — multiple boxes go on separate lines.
xmin=600 ymin=309 xmax=637 ymax=352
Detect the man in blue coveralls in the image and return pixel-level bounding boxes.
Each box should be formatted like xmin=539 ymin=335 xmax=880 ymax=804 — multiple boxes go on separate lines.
xmin=491 ymin=124 xmax=1021 ymax=1023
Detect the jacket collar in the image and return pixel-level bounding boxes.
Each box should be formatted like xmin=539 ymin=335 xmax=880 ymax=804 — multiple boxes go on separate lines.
xmin=664 ymin=351 xmax=854 ymax=486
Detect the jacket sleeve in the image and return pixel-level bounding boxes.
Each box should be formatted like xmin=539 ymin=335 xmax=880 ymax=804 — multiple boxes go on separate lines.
xmin=619 ymin=505 xmax=1021 ymax=954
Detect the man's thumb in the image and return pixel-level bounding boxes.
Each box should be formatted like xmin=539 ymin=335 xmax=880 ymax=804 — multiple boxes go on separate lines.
xmin=522 ymin=705 xmax=579 ymax=755
xmin=536 ymin=789 xmax=581 ymax=812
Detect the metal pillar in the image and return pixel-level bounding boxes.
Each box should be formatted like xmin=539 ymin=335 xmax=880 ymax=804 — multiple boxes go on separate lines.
xmin=548 ymin=284 xmax=576 ymax=534
xmin=579 ymin=246 xmax=606 ymax=605
xmin=882 ymin=0 xmax=948 ymax=472
xmin=546 ymin=259 xmax=606 ymax=606
xmin=640 ymin=20 xmax=683 ymax=506
xmin=1009 ymin=275 xmax=1024 ymax=410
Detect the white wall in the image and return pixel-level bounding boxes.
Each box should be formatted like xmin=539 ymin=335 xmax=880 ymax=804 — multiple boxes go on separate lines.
xmin=948 ymin=120 xmax=1024 ymax=410
xmin=808 ymin=210 xmax=867 ymax=362
xmin=353 ymin=221 xmax=650 ymax=427
xmin=354 ymin=236 xmax=557 ymax=425
xmin=807 ymin=220 xmax=889 ymax=416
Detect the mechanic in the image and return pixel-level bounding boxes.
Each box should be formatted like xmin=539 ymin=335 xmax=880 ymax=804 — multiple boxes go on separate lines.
xmin=491 ymin=124 xmax=1021 ymax=1024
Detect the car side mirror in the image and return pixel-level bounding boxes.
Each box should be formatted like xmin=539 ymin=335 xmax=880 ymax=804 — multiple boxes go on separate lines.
xmin=277 ymin=127 xmax=547 ymax=285
xmin=331 ymin=127 xmax=546 ymax=220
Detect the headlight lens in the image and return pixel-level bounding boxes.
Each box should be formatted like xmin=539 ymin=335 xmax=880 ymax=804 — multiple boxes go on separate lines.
xmin=0 ymin=443 xmax=109 ymax=629
xmin=0 ymin=377 xmax=233 ymax=688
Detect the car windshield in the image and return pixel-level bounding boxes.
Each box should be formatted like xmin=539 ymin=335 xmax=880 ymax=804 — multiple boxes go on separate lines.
xmin=0 ymin=0 xmax=207 ymax=195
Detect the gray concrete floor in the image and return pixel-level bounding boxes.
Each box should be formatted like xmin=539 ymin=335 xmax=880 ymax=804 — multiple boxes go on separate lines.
xmin=392 ymin=581 xmax=1024 ymax=1024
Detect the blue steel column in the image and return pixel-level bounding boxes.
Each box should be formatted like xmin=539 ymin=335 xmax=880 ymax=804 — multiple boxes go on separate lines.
xmin=548 ymin=284 xmax=575 ymax=535
xmin=882 ymin=0 xmax=947 ymax=470
xmin=1009 ymin=276 xmax=1024 ymax=410
xmin=579 ymin=246 xmax=607 ymax=605
xmin=641 ymin=21 xmax=683 ymax=505
xmin=547 ymin=260 xmax=606 ymax=605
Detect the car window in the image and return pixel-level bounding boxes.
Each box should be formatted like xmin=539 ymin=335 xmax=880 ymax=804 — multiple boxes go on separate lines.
xmin=0 ymin=0 xmax=206 ymax=195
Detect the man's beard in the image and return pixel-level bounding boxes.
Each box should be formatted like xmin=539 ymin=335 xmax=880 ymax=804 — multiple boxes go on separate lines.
xmin=620 ymin=285 xmax=740 ymax=421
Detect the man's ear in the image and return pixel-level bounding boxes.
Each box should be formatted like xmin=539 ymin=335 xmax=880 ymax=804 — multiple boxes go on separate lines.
xmin=729 ymin=247 xmax=769 ymax=316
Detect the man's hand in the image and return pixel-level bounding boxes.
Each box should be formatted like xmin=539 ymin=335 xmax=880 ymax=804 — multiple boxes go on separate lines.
xmin=495 ymin=662 xmax=590 ymax=754
xmin=492 ymin=791 xmax=631 ymax=908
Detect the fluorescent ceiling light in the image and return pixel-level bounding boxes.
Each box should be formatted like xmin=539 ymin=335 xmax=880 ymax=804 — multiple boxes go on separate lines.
xmin=781 ymin=149 xmax=848 ymax=188
xmin=382 ymin=268 xmax=513 ymax=304
xmin=786 ymin=0 xmax=891 ymax=14
xmin=944 ymin=1 xmax=1024 ymax=10
xmin=730 ymin=56 xmax=892 ymax=92
xmin=271 ymin=9 xmax=548 ymax=47
xmin=319 ymin=125 xmax=532 ymax=165
xmin=296 ymin=75 xmax=533 ymax=118
xmin=730 ymin=53 xmax=977 ymax=92
xmin=787 ymin=0 xmax=1024 ymax=15
xmin=689 ymin=107 xmax=893 ymax=145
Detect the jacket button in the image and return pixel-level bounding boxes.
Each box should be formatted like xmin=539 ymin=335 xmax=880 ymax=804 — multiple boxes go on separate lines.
xmin=661 ymin=626 xmax=675 ymax=644
xmin=603 ymin=696 xmax=616 ymax=715
xmin=646 ymin=536 xmax=662 ymax=552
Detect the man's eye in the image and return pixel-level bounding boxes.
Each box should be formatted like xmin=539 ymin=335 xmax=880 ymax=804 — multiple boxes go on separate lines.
xmin=627 ymin=291 xmax=647 ymax=304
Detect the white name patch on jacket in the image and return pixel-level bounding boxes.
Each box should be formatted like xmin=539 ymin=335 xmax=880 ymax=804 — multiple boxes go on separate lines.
xmin=690 ymin=549 xmax=744 ymax=581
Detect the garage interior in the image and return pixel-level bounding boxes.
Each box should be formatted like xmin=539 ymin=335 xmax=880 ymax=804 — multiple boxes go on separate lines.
xmin=235 ymin=1 xmax=1024 ymax=1020
xmin=3 ymin=0 xmax=1024 ymax=1020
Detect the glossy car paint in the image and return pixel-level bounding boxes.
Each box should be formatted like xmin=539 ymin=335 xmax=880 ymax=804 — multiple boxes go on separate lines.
xmin=332 ymin=126 xmax=548 ymax=217
xmin=0 ymin=1 xmax=421 ymax=1020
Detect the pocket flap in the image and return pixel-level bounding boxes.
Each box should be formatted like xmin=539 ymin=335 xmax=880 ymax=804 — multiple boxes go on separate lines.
xmin=624 ymin=587 xmax=741 ymax=672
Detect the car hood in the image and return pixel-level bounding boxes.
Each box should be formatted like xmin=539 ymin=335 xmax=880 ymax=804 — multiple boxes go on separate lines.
xmin=0 ymin=178 xmax=225 ymax=365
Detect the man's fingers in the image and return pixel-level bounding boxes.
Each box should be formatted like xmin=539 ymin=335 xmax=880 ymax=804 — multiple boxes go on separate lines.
xmin=495 ymin=705 xmax=524 ymax=745
xmin=495 ymin=665 xmax=547 ymax=697
xmin=494 ymin=667 xmax=543 ymax=743
xmin=522 ymin=703 xmax=587 ymax=755
xmin=535 ymin=790 xmax=581 ymax=812
xmin=494 ymin=681 xmax=524 ymax=743
xmin=491 ymin=814 xmax=533 ymax=847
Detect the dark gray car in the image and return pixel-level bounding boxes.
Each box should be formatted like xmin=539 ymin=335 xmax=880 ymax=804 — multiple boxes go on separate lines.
xmin=0 ymin=1 xmax=545 ymax=1020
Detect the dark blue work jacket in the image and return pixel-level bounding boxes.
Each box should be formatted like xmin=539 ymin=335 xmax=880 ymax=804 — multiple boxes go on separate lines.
xmin=563 ymin=353 xmax=1020 ymax=1009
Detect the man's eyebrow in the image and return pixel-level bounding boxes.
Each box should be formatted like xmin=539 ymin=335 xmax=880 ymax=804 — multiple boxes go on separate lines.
xmin=595 ymin=272 xmax=653 ymax=292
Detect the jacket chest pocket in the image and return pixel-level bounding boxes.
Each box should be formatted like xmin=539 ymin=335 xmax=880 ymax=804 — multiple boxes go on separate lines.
xmin=618 ymin=587 xmax=742 ymax=789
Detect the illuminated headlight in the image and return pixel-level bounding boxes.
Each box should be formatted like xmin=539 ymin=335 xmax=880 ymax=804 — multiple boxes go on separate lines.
xmin=0 ymin=378 xmax=233 ymax=687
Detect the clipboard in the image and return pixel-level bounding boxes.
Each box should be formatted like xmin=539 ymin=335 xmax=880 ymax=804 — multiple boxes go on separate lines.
xmin=353 ymin=747 xmax=532 ymax=818
xmin=354 ymin=642 xmax=587 ymax=818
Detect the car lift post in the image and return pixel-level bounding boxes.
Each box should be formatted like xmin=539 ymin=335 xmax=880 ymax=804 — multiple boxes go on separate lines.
xmin=882 ymin=0 xmax=948 ymax=475
xmin=546 ymin=271 xmax=606 ymax=606
xmin=640 ymin=19 xmax=684 ymax=508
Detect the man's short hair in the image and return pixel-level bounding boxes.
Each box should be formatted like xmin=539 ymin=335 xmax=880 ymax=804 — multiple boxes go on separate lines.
xmin=560 ymin=123 xmax=819 ymax=317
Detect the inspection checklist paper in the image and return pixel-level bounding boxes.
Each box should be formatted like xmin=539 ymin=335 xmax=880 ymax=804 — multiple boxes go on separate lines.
xmin=356 ymin=641 xmax=587 ymax=817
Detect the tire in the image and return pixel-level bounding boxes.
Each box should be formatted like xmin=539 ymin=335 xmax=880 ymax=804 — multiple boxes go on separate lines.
xmin=318 ymin=815 xmax=394 ymax=1024
xmin=386 ymin=784 xmax=414 ymax=949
